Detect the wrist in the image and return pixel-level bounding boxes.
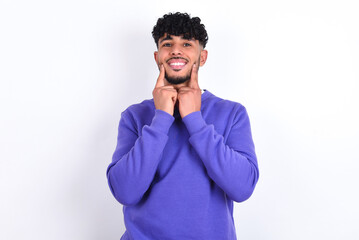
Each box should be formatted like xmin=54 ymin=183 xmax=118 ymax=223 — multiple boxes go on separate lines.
xmin=150 ymin=109 xmax=175 ymax=134
xmin=182 ymin=111 xmax=206 ymax=135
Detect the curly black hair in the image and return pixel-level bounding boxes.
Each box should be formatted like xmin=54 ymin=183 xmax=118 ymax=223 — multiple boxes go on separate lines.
xmin=152 ymin=12 xmax=208 ymax=48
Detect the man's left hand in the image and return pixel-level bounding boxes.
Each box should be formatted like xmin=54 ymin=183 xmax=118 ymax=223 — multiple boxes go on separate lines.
xmin=178 ymin=64 xmax=202 ymax=118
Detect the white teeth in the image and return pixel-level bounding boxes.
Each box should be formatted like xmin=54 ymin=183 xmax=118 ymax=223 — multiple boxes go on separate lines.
xmin=170 ymin=62 xmax=185 ymax=66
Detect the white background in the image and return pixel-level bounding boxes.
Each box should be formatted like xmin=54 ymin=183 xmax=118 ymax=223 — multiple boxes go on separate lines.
xmin=1 ymin=0 xmax=358 ymax=239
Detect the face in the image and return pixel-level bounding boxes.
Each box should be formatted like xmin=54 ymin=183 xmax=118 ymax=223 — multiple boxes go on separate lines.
xmin=154 ymin=34 xmax=208 ymax=85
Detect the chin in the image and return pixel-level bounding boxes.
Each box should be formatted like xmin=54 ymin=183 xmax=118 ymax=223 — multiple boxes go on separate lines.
xmin=165 ymin=72 xmax=191 ymax=85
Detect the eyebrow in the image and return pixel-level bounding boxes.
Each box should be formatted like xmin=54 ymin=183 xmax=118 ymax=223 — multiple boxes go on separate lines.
xmin=159 ymin=35 xmax=173 ymax=44
xmin=159 ymin=35 xmax=195 ymax=44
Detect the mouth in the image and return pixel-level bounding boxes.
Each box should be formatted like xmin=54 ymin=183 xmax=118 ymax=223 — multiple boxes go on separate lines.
xmin=167 ymin=58 xmax=188 ymax=71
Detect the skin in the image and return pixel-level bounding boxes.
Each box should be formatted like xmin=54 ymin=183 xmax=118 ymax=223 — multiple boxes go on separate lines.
xmin=153 ymin=34 xmax=208 ymax=118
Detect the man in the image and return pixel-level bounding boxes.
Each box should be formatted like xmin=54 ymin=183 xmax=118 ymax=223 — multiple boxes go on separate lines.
xmin=107 ymin=12 xmax=259 ymax=240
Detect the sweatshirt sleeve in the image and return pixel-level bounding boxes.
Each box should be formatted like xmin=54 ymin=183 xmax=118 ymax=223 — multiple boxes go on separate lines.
xmin=182 ymin=106 xmax=259 ymax=203
xmin=106 ymin=109 xmax=174 ymax=206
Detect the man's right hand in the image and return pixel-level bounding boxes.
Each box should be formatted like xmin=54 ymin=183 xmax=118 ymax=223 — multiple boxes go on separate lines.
xmin=152 ymin=65 xmax=178 ymax=116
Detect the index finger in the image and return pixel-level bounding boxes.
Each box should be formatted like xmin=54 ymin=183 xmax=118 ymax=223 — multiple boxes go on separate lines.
xmin=189 ymin=64 xmax=200 ymax=89
xmin=155 ymin=64 xmax=166 ymax=88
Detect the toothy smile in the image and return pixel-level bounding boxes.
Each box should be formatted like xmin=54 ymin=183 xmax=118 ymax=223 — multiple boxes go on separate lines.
xmin=170 ymin=62 xmax=185 ymax=66
xmin=167 ymin=58 xmax=188 ymax=70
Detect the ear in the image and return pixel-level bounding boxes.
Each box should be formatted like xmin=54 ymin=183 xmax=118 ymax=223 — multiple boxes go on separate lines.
xmin=199 ymin=50 xmax=208 ymax=67
xmin=154 ymin=51 xmax=158 ymax=64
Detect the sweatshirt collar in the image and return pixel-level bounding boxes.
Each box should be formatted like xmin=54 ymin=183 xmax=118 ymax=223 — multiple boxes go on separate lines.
xmin=201 ymin=89 xmax=211 ymax=102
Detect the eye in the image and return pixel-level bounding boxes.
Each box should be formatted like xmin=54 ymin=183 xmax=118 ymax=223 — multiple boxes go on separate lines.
xmin=184 ymin=43 xmax=191 ymax=47
xmin=162 ymin=43 xmax=171 ymax=47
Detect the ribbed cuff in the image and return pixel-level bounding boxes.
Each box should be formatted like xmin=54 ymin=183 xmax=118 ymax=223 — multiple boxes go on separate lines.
xmin=182 ymin=111 xmax=207 ymax=135
xmin=150 ymin=109 xmax=175 ymax=134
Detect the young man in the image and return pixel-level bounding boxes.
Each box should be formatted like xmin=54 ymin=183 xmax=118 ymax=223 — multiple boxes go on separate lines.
xmin=107 ymin=12 xmax=259 ymax=240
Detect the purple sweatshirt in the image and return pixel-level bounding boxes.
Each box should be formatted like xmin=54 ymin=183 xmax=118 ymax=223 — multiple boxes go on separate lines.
xmin=107 ymin=90 xmax=259 ymax=240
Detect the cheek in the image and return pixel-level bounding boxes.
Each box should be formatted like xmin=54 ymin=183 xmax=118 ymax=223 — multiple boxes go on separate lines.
xmin=157 ymin=54 xmax=167 ymax=64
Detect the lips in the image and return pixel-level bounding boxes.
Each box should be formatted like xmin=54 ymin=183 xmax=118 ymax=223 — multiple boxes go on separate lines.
xmin=167 ymin=58 xmax=188 ymax=71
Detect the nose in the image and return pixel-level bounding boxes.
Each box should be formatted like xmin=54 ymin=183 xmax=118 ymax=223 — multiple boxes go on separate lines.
xmin=170 ymin=44 xmax=182 ymax=56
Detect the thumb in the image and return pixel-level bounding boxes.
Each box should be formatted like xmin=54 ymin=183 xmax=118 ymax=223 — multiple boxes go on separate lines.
xmin=189 ymin=64 xmax=199 ymax=89
xmin=155 ymin=64 xmax=166 ymax=88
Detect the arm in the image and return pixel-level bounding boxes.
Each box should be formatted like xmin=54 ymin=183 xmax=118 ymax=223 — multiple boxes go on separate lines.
xmin=106 ymin=109 xmax=174 ymax=206
xmin=182 ymin=106 xmax=259 ymax=202
xmin=107 ymin=64 xmax=178 ymax=206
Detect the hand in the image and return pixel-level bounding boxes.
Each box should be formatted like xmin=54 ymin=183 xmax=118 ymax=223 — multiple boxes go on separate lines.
xmin=177 ymin=64 xmax=202 ymax=118
xmin=152 ymin=65 xmax=178 ymax=116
